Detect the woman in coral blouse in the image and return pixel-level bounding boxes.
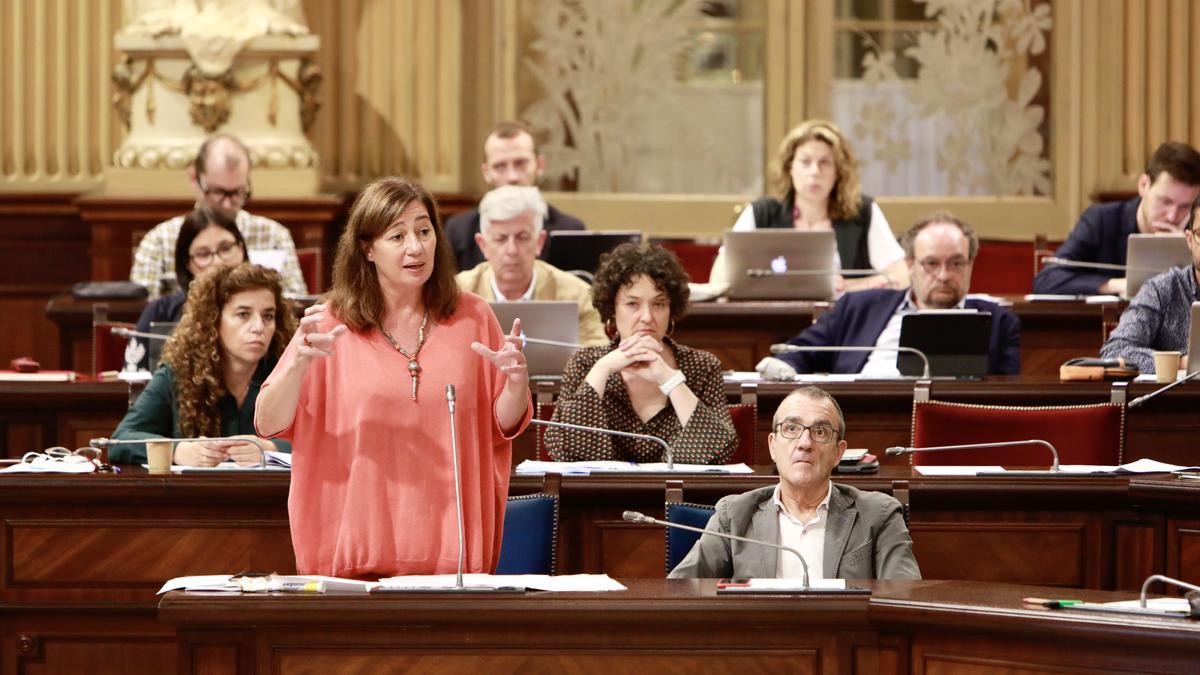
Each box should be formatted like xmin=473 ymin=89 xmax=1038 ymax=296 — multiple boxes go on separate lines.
xmin=255 ymin=177 xmax=531 ymax=579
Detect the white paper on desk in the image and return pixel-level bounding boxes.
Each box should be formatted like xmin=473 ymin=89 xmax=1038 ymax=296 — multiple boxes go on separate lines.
xmin=514 ymin=460 xmax=633 ymax=475
xmin=0 ymin=458 xmax=96 ymax=474
xmin=118 ymin=370 xmax=153 ymax=383
xmin=1116 ymin=458 xmax=1200 ymax=473
xmin=157 ymin=575 xmax=237 ymax=594
xmin=637 ymin=462 xmax=754 ymax=474
xmin=913 ymin=466 xmax=1006 ymax=476
xmin=794 ymin=373 xmax=862 ymax=383
xmin=724 ymin=372 xmax=762 ymax=382
xmin=1024 ymin=294 xmax=1085 ymax=302
xmin=1134 ymin=372 xmax=1184 ymax=383
xmin=379 ymin=574 xmax=625 ymax=592
xmin=166 ymin=462 xmax=291 ymax=473
xmin=1103 ymin=597 xmax=1192 ymax=613
xmin=1085 ymin=295 xmax=1122 ymax=304
xmin=747 ymin=578 xmax=846 ymax=591
xmin=1056 ymin=464 xmax=1121 ymax=474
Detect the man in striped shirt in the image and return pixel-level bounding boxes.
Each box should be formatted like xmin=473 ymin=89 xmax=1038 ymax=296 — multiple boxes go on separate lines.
xmin=129 ymin=134 xmax=307 ymax=298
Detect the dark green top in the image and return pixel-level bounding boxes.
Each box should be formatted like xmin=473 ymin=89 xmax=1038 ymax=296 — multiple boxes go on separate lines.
xmin=109 ymin=355 xmax=291 ymax=463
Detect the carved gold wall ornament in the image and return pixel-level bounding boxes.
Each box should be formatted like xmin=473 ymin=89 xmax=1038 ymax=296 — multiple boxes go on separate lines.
xmin=181 ymin=66 xmax=235 ymax=132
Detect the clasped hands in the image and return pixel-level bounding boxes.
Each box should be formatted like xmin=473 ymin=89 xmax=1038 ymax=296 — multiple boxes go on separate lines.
xmin=173 ymin=435 xmax=274 ymax=467
xmin=600 ymin=334 xmax=677 ymax=387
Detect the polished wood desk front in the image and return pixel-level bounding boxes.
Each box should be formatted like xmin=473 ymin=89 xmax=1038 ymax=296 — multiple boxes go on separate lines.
xmin=0 ymin=379 xmax=130 ymax=458
xmin=47 ymin=294 xmax=1108 ymax=374
xmin=4 ymin=469 xmax=1199 ymax=674
xmin=158 ymin=580 xmax=1200 ymax=675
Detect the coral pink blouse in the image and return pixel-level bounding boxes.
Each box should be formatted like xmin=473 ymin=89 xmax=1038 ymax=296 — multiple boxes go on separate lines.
xmin=260 ymin=293 xmax=530 ymax=579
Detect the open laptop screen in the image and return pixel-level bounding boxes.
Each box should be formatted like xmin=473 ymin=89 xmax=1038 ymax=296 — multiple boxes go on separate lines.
xmin=488 ymin=301 xmax=580 ymax=378
xmin=898 ymin=311 xmax=992 ymax=377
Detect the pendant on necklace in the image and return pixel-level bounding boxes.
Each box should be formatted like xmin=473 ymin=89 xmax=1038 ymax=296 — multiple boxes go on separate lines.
xmin=408 ymin=359 xmax=421 ymax=401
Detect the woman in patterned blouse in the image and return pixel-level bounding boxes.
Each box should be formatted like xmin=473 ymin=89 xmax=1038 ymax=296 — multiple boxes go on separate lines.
xmin=546 ymin=242 xmax=737 ymax=464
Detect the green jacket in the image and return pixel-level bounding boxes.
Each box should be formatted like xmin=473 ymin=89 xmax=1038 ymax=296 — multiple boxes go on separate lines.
xmin=109 ymin=356 xmax=290 ymax=463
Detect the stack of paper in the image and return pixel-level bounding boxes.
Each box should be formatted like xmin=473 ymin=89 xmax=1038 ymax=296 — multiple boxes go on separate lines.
xmin=514 ymin=460 xmax=754 ymax=475
xmin=377 ymin=574 xmax=625 ymax=592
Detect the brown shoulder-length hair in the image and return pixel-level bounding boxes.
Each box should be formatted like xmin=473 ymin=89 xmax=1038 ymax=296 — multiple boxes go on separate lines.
xmin=770 ymin=119 xmax=862 ymax=221
xmin=162 ymin=263 xmax=298 ymax=438
xmin=591 ymin=242 xmax=691 ymax=323
xmin=326 ymin=176 xmax=459 ymax=331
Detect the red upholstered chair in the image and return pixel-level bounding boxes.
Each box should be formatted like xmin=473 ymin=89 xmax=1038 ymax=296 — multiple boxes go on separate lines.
xmin=1033 ymin=234 xmax=1059 ymax=276
xmin=649 ymin=237 xmax=720 ymax=283
xmin=910 ymin=399 xmax=1125 ymax=467
xmin=535 ymin=400 xmax=754 ymax=464
xmin=296 ymin=247 xmax=324 ymax=294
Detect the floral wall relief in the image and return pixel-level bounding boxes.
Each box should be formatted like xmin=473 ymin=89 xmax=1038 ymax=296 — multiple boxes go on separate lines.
xmin=850 ymin=0 xmax=1052 ymax=196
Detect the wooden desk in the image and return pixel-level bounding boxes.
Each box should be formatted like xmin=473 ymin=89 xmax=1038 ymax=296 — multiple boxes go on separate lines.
xmin=48 ymin=295 xmax=1113 ymax=375
xmin=158 ymin=580 xmax=1200 ymax=675
xmin=0 ymin=379 xmax=131 ymax=458
xmin=4 ymin=469 xmax=1199 ymax=673
xmin=678 ymin=296 xmax=1111 ymax=374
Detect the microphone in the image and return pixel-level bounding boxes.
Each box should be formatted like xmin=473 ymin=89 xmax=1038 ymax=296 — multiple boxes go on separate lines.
xmin=1140 ymin=574 xmax=1200 ymax=616
xmin=518 ymin=333 xmax=583 ymax=350
xmin=747 ymin=268 xmax=879 ymax=278
xmin=1128 ymin=369 xmax=1200 ymax=408
xmin=529 ymin=418 xmax=674 ymax=470
xmin=445 ymin=384 xmax=467 ymax=590
xmin=1042 ymin=257 xmax=1128 ymax=272
xmin=886 ymin=439 xmax=1061 ymax=475
xmin=112 ymin=327 xmax=170 ymax=340
xmin=89 ymin=435 xmax=270 ymax=470
xmin=621 ymin=510 xmax=811 ymax=589
xmin=771 ymin=343 xmax=932 ymax=379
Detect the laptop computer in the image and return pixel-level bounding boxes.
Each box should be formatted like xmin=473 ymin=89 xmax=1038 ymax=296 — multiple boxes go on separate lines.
xmin=147 ymin=321 xmax=179 ymax=372
xmin=722 ymin=230 xmax=838 ymax=300
xmin=543 ymin=231 xmax=643 ymax=277
xmin=898 ymin=311 xmax=992 ymax=377
xmin=1125 ymin=234 xmax=1190 ymax=298
xmin=1187 ymin=301 xmax=1200 ymax=377
xmin=489 ymin=301 xmax=580 ymax=378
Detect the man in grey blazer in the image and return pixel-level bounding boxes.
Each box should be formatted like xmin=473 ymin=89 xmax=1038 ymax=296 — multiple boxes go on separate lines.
xmin=669 ymin=386 xmax=920 ymax=580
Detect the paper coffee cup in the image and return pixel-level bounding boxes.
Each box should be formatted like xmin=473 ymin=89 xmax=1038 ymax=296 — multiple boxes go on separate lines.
xmin=146 ymin=440 xmax=173 ymax=473
xmin=1152 ymin=351 xmax=1181 ymax=384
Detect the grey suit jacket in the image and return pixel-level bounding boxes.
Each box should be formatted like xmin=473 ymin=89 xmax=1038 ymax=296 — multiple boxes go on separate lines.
xmin=667 ymin=484 xmax=921 ymax=580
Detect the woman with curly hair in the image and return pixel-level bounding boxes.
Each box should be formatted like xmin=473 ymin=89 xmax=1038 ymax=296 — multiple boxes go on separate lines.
xmin=110 ymin=263 xmax=297 ymax=465
xmin=713 ymin=119 xmax=907 ymax=292
xmin=546 ymin=242 xmax=737 ymax=464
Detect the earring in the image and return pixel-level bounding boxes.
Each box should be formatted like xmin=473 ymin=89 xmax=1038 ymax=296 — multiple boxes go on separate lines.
xmin=667 ymin=319 xmax=676 ymax=337
xmin=605 ymin=318 xmax=617 ymax=340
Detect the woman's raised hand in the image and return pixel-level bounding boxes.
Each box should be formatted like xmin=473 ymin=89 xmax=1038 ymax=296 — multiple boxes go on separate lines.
xmin=297 ymin=303 xmax=347 ymax=360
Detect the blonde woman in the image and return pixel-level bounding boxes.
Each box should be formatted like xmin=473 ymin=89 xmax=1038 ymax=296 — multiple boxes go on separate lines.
xmin=716 ymin=119 xmax=907 ymax=293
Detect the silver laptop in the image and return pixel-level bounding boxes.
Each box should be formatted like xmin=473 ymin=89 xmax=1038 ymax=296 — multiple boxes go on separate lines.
xmin=489 ymin=301 xmax=580 ymax=378
xmin=1187 ymin=301 xmax=1200 ymax=376
xmin=722 ymin=230 xmax=838 ymax=300
xmin=1126 ymin=234 xmax=1190 ymax=298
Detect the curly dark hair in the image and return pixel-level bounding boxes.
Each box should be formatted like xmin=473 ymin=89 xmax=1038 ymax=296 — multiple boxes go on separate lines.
xmin=162 ymin=263 xmax=298 ymax=438
xmin=591 ymin=242 xmax=691 ymax=323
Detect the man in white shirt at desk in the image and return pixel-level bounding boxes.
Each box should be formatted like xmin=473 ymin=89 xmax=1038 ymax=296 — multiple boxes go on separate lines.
xmin=669 ymin=386 xmax=920 ymax=580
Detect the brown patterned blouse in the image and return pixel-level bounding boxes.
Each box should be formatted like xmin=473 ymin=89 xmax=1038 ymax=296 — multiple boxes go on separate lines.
xmin=546 ymin=338 xmax=737 ymax=464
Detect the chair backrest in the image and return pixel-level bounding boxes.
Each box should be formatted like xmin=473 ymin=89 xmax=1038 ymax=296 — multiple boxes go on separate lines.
xmin=1033 ymin=234 xmax=1058 ymax=275
xmin=496 ymin=474 xmax=560 ymax=575
xmin=664 ymin=480 xmax=716 ymax=575
xmin=296 ymin=247 xmax=324 ymax=294
xmin=910 ymin=399 xmax=1125 ymax=466
xmin=1101 ymin=303 xmax=1124 ymax=342
xmin=649 ymin=237 xmax=720 ymax=283
xmin=93 ymin=303 xmax=136 ymax=375
xmin=537 ymin=398 xmax=757 ymax=465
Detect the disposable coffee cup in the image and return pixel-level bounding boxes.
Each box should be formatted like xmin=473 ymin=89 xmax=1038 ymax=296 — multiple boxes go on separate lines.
xmin=146 ymin=440 xmax=173 ymax=473
xmin=1152 ymin=351 xmax=1181 ymax=384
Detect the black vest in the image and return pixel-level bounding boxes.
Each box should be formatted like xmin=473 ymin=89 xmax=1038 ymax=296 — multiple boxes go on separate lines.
xmin=751 ymin=195 xmax=874 ymax=271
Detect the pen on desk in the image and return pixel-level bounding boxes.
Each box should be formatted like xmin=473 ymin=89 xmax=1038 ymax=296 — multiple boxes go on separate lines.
xmin=1023 ymin=597 xmax=1083 ymax=609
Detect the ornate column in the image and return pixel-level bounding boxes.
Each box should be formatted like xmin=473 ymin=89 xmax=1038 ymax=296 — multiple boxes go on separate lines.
xmin=106 ymin=2 xmax=321 ymax=196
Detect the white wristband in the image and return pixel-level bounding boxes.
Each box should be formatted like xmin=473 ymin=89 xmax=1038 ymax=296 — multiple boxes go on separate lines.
xmin=659 ymin=370 xmax=686 ymax=396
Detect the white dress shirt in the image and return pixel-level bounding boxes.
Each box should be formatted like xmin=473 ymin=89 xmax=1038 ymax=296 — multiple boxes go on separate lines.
xmin=773 ymin=481 xmax=832 ymax=580
xmin=859 ymin=292 xmax=968 ymax=376
xmin=489 ymin=267 xmax=538 ymax=302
